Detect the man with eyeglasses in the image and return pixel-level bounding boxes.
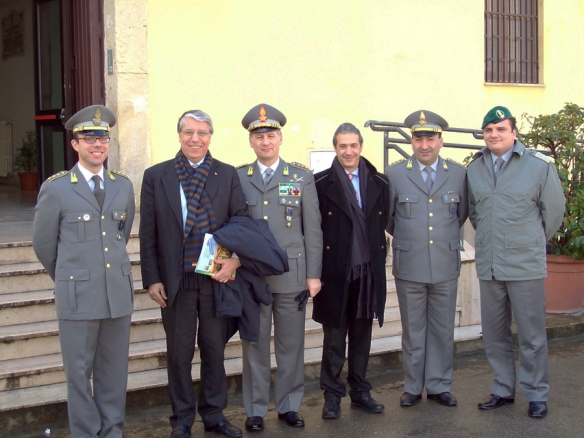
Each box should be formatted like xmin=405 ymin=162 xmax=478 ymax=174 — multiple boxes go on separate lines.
xmin=140 ymin=110 xmax=248 ymax=437
xmin=33 ymin=105 xmax=135 ymax=437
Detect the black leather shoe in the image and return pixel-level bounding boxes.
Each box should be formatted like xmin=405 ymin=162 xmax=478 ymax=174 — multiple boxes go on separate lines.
xmin=245 ymin=416 xmax=264 ymax=432
xmin=204 ymin=420 xmax=243 ymax=437
xmin=351 ymin=395 xmax=384 ymax=414
xmin=170 ymin=425 xmax=191 ymax=438
xmin=277 ymin=411 xmax=305 ymax=427
xmin=322 ymin=399 xmax=341 ymax=419
xmin=528 ymin=401 xmax=548 ymax=418
xmin=427 ymin=392 xmax=458 ymax=406
xmin=477 ymin=394 xmax=515 ymax=410
xmin=400 ymin=392 xmax=422 ymax=407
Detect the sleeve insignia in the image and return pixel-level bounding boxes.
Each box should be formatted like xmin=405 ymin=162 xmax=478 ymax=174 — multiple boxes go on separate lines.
xmin=47 ymin=170 xmax=68 ymax=183
xmin=533 ymin=151 xmax=552 ymax=163
xmin=109 ymin=169 xmax=130 ymax=179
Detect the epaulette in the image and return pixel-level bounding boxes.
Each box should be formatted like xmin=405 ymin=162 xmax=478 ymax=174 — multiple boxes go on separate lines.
xmin=468 ymin=151 xmax=484 ymax=165
xmin=109 ymin=169 xmax=130 ymax=179
xmin=47 ymin=170 xmax=68 ymax=183
xmin=290 ymin=162 xmax=309 ymax=171
xmin=531 ymin=151 xmax=552 ymax=163
xmin=386 ymin=158 xmax=405 ymax=169
xmin=235 ymin=163 xmax=249 ymax=169
xmin=445 ymin=158 xmax=466 ymax=168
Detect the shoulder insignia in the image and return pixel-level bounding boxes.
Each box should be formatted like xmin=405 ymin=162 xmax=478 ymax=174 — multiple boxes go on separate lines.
xmin=235 ymin=163 xmax=249 ymax=169
xmin=468 ymin=151 xmax=484 ymax=165
xmin=532 ymin=151 xmax=552 ymax=163
xmin=387 ymin=158 xmax=405 ymax=169
xmin=47 ymin=170 xmax=68 ymax=183
xmin=445 ymin=158 xmax=466 ymax=169
xmin=109 ymin=169 xmax=130 ymax=179
xmin=290 ymin=162 xmax=309 ymax=171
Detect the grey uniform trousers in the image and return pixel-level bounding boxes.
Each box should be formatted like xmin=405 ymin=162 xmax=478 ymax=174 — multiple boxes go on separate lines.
xmin=479 ymin=278 xmax=549 ymax=401
xmin=59 ymin=315 xmax=131 ymax=438
xmin=241 ymin=291 xmax=306 ymax=416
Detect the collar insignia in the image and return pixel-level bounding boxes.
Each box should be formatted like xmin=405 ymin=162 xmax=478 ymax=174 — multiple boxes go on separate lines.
xmin=406 ymin=159 xmax=413 ymax=169
xmin=70 ymin=172 xmax=78 ymax=183
xmin=247 ymin=166 xmax=253 ymax=176
xmin=283 ymin=166 xmax=289 ymax=176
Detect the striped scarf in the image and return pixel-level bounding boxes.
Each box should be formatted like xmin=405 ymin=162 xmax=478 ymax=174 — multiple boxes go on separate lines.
xmin=174 ymin=150 xmax=217 ymax=273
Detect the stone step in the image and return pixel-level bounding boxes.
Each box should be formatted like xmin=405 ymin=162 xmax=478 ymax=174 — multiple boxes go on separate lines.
xmin=0 ymin=253 xmax=142 ymax=295
xmin=0 ymin=308 xmax=165 ymax=362
xmin=0 ymin=324 xmax=483 ymax=413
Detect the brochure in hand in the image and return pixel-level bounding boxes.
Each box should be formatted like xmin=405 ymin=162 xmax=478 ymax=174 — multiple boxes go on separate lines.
xmin=195 ymin=233 xmax=236 ymax=280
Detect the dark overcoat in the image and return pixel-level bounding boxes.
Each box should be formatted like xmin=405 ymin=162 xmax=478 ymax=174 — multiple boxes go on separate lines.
xmin=312 ymin=157 xmax=390 ymax=329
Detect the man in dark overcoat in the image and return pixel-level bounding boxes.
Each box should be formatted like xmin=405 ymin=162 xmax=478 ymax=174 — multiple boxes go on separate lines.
xmin=313 ymin=122 xmax=390 ymax=420
xmin=140 ymin=110 xmax=248 ymax=438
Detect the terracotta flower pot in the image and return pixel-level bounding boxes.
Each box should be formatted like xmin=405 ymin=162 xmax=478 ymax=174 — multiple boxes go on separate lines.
xmin=544 ymin=254 xmax=584 ymax=314
xmin=18 ymin=172 xmax=38 ymax=191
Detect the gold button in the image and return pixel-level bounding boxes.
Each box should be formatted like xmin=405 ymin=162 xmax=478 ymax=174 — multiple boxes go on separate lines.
xmin=263 ymin=216 xmax=268 ymax=220
xmin=298 ymin=253 xmax=302 ymax=257
xmin=429 ymin=227 xmax=433 ymax=231
xmin=397 ymin=245 xmax=400 ymax=248
xmin=430 ymin=240 xmax=434 ymax=244
xmin=429 ymin=199 xmax=433 ymax=203
xmin=106 ymin=263 xmax=111 ymax=268
xmin=102 ymin=232 xmax=106 ymax=236
xmin=429 ymin=213 xmax=434 ymax=217
xmin=328 ymin=212 xmax=332 ymax=215
xmin=326 ymin=246 xmax=330 ymax=250
xmin=70 ymin=276 xmax=74 ymax=280
xmin=101 ymin=215 xmax=105 ymax=220
xmin=263 ymin=201 xmax=268 ymax=205
xmin=104 ymin=247 xmax=109 ymax=252
xmin=381 ymin=245 xmax=384 ymax=249
xmin=378 ymin=211 xmax=382 ymax=215
xmin=406 ymin=198 xmax=409 ymax=201
xmin=77 ymin=216 xmax=81 ymax=220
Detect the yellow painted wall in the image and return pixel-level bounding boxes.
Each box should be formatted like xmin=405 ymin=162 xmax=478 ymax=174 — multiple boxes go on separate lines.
xmin=147 ymin=0 xmax=584 ymax=169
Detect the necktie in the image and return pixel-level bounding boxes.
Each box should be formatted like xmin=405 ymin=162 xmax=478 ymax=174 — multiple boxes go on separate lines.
xmin=263 ymin=168 xmax=274 ymax=187
xmin=424 ymin=167 xmax=434 ymax=191
xmin=91 ymin=175 xmax=104 ymax=210
xmin=494 ymin=157 xmax=505 ymax=184
xmin=347 ymin=173 xmax=359 ymax=202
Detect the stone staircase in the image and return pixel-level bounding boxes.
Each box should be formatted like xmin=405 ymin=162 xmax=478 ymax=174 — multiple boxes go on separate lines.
xmin=0 ymin=228 xmax=481 ymax=417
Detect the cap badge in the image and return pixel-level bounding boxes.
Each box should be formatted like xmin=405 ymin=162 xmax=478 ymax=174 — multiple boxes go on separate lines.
xmin=496 ymin=109 xmax=505 ymax=119
xmin=259 ymin=105 xmax=268 ymax=123
xmin=419 ymin=111 xmax=427 ymax=126
xmin=93 ymin=108 xmax=101 ymax=126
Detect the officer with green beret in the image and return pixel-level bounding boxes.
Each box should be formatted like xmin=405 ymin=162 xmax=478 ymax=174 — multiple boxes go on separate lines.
xmin=467 ymin=106 xmax=565 ymax=418
xmin=33 ymin=105 xmax=135 ymax=436
xmin=385 ymin=110 xmax=468 ymax=408
xmin=237 ymin=103 xmax=323 ymax=431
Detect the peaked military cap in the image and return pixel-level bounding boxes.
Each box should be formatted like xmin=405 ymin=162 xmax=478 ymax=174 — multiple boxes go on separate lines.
xmin=404 ymin=110 xmax=448 ymax=136
xmin=482 ymin=106 xmax=513 ymax=129
xmin=242 ymin=103 xmax=287 ymax=133
xmin=65 ymin=105 xmax=116 ymax=135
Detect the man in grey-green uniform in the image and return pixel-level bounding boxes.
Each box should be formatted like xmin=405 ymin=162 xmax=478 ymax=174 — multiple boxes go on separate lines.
xmin=236 ymin=103 xmax=323 ymax=432
xmin=385 ymin=110 xmax=468 ymax=408
xmin=467 ymin=106 xmax=565 ymax=419
xmin=33 ymin=105 xmax=135 ymax=437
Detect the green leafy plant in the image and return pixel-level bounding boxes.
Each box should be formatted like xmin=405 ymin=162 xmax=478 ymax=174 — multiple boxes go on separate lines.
xmin=521 ymin=103 xmax=584 ymax=259
xmin=14 ymin=130 xmax=38 ymax=173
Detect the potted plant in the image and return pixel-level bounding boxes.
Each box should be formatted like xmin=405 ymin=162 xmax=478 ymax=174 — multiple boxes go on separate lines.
xmin=14 ymin=130 xmax=38 ymax=191
xmin=521 ymin=103 xmax=584 ymax=313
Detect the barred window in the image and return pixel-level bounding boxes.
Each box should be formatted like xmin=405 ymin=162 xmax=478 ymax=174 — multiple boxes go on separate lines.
xmin=485 ymin=0 xmax=539 ymax=84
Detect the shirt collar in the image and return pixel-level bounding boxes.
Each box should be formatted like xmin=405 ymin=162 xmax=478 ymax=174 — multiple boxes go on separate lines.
xmin=491 ymin=146 xmax=514 ymax=165
xmin=416 ymin=157 xmax=439 ymax=172
xmin=76 ymin=162 xmax=104 ymax=183
xmin=257 ymin=157 xmax=280 ymax=175
xmin=345 ymin=167 xmax=359 ymax=177
xmin=188 ymin=157 xmax=205 ymax=168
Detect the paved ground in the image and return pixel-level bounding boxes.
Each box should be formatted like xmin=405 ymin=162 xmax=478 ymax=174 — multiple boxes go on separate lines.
xmin=9 ymin=334 xmax=584 ymax=438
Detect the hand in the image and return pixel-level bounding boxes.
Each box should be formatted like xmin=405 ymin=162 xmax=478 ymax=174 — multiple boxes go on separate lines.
xmin=306 ymin=277 xmax=322 ymax=298
xmin=212 ymin=257 xmax=241 ymax=283
xmin=148 ymin=282 xmax=167 ymax=308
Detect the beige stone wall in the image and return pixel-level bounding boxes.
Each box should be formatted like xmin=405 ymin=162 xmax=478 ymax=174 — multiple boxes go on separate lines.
xmin=104 ymin=0 xmax=149 ymax=206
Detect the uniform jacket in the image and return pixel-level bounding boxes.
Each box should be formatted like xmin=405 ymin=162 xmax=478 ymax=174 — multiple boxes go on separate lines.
xmin=312 ymin=157 xmax=390 ymax=329
xmin=236 ymin=159 xmax=323 ymax=293
xmin=33 ymin=164 xmax=135 ymax=320
xmin=467 ymin=141 xmax=565 ymax=281
xmin=385 ymin=156 xmax=468 ymax=284
xmin=139 ymin=158 xmax=248 ymax=307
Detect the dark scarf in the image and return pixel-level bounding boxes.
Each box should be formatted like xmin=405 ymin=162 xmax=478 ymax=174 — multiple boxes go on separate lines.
xmin=332 ymin=157 xmax=376 ymax=319
xmin=174 ymin=150 xmax=217 ymax=289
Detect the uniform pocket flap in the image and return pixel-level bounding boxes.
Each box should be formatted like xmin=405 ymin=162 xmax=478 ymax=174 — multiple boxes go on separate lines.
xmin=112 ymin=210 xmax=128 ymax=220
xmin=122 ymin=262 xmax=132 ymax=276
xmin=398 ymin=194 xmax=418 ymax=203
xmin=67 ymin=212 xmax=92 ymax=222
xmin=505 ymin=235 xmax=541 ymax=248
xmin=286 ymin=247 xmax=305 ymax=258
xmin=450 ymin=239 xmax=461 ymax=250
xmin=246 ymin=198 xmax=257 ymax=206
xmin=391 ymin=239 xmax=410 ymax=251
xmin=443 ymin=194 xmax=460 ymax=203
xmin=57 ymin=268 xmax=90 ymax=281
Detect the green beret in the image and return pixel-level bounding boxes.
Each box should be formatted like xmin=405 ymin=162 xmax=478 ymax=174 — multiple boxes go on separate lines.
xmin=482 ymin=106 xmax=513 ymax=129
xmin=242 ymin=103 xmax=286 ymax=133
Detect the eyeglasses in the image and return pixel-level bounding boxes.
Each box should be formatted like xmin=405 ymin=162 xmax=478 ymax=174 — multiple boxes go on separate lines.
xmin=181 ymin=130 xmax=210 ymax=138
xmin=78 ymin=136 xmax=110 ymax=144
